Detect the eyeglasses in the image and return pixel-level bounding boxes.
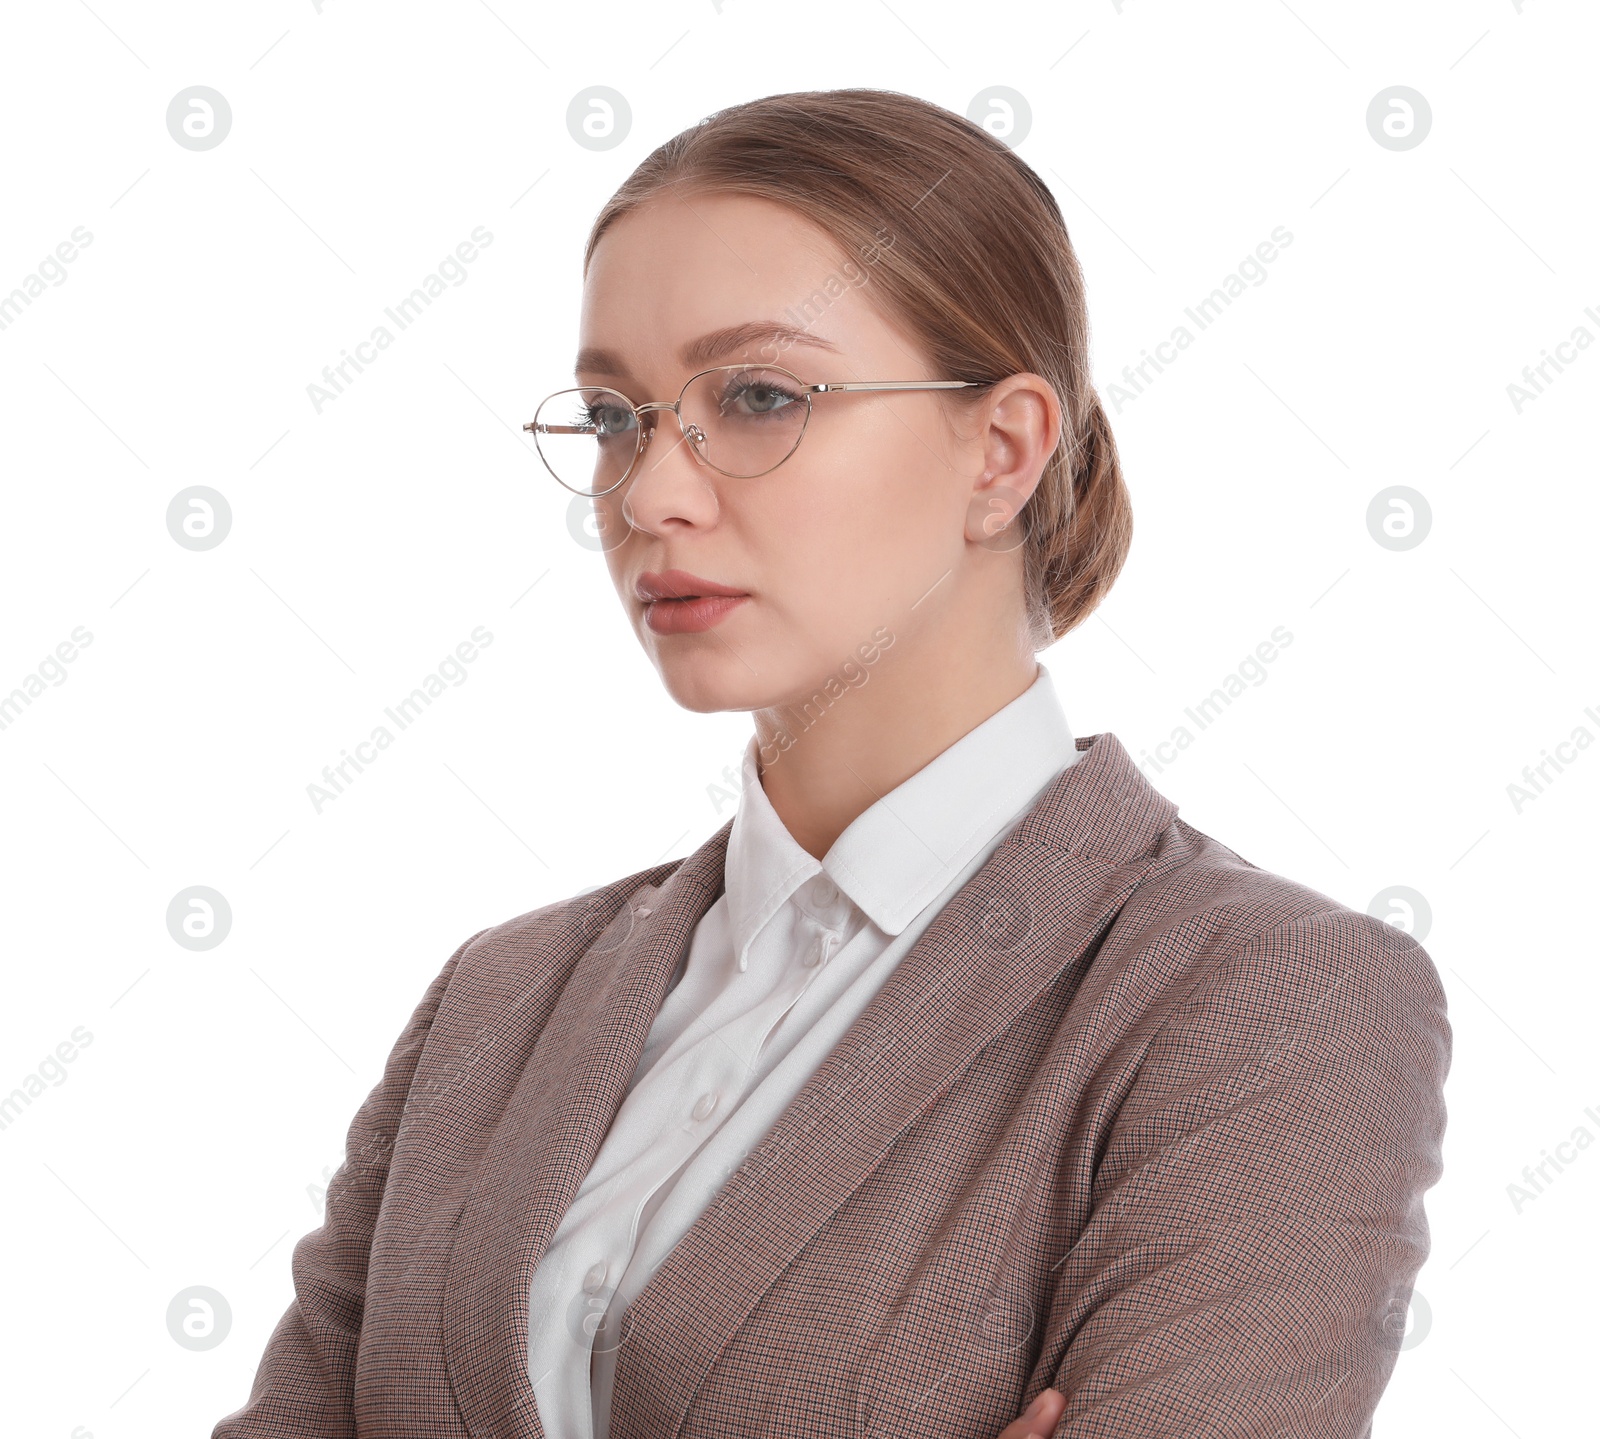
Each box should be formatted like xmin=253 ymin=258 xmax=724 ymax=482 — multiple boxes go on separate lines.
xmin=524 ymin=362 xmax=987 ymax=497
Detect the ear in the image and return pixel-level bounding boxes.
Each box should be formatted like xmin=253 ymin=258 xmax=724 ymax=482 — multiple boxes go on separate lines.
xmin=961 ymin=373 xmax=1063 ymax=548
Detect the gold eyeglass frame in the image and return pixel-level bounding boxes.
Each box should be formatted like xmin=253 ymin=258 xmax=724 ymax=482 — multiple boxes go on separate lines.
xmin=524 ymin=362 xmax=988 ymax=497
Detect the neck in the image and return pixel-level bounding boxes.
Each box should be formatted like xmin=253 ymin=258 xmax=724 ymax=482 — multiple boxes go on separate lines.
xmin=751 ymin=627 xmax=1040 ymax=860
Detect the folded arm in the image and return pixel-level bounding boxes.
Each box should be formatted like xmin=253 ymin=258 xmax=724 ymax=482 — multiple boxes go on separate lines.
xmin=211 ymin=928 xmax=487 ymax=1438
xmin=1038 ymin=912 xmax=1450 ymax=1438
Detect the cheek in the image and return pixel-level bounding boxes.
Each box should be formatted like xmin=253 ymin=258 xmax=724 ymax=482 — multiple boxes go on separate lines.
xmin=600 ymin=524 xmax=631 ymax=594
xmin=747 ymin=432 xmax=951 ymax=622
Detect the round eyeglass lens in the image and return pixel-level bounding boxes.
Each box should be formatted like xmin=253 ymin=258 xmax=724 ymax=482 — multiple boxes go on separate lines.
xmin=679 ymin=366 xmax=810 ymax=478
xmin=531 ymin=387 xmax=641 ymax=497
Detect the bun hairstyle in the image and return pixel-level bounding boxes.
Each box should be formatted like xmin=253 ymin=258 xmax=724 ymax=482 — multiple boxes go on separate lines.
xmin=584 ymin=87 xmax=1132 ymax=649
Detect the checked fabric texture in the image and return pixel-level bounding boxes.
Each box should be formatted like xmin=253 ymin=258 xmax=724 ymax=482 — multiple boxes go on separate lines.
xmin=212 ymin=730 xmax=1450 ymax=1439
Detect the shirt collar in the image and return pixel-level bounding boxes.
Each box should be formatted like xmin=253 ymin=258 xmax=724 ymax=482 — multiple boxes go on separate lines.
xmin=723 ymin=663 xmax=1080 ymax=968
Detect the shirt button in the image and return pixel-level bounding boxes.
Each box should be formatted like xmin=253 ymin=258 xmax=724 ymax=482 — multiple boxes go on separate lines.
xmin=692 ymin=1092 xmax=719 ymax=1121
xmin=804 ymin=934 xmax=834 ymax=969
xmin=582 ymin=1260 xmax=608 ymax=1293
xmin=813 ymin=877 xmax=839 ymax=908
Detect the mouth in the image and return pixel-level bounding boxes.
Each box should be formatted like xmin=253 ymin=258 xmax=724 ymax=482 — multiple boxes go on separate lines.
xmin=635 ymin=569 xmax=751 ymax=636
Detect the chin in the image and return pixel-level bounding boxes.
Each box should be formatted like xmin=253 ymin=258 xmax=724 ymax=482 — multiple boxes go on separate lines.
xmin=640 ymin=609 xmax=869 ymax=718
xmin=647 ymin=645 xmax=773 ymax=715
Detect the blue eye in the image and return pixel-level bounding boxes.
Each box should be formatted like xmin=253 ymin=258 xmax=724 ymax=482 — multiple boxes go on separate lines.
xmin=717 ymin=372 xmax=801 ymax=418
xmin=585 ymin=402 xmax=637 ymax=437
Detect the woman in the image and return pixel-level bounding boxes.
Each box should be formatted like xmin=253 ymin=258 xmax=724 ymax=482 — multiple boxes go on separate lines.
xmin=213 ymin=89 xmax=1449 ymax=1439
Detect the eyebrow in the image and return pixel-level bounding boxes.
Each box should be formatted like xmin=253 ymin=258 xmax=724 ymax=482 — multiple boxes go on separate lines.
xmin=574 ymin=321 xmax=843 ymax=381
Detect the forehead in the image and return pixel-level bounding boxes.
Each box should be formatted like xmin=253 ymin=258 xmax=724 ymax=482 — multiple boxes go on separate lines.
xmin=576 ymin=192 xmax=874 ymax=383
xmin=586 ymin=190 xmax=846 ymax=291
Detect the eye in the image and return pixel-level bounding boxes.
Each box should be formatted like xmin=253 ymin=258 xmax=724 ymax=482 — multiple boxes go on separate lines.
xmin=718 ymin=371 xmax=801 ymax=419
xmin=585 ymin=401 xmax=637 ymax=438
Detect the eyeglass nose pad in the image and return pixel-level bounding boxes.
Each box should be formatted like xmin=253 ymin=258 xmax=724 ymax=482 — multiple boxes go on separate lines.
xmin=683 ymin=422 xmax=710 ymax=460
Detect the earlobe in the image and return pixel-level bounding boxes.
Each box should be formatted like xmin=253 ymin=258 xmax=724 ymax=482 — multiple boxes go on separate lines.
xmin=964 ymin=473 xmax=1030 ymax=553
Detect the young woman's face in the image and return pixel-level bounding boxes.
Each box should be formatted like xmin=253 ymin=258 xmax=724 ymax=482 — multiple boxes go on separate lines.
xmin=577 ymin=192 xmax=998 ymax=715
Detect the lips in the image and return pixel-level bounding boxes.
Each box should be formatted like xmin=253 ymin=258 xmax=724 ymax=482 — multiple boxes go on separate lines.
xmin=635 ymin=569 xmax=748 ymax=603
xmin=635 ymin=569 xmax=750 ymax=635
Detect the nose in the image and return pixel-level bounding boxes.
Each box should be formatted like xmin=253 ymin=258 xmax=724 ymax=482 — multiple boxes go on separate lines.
xmin=620 ymin=410 xmax=720 ymax=536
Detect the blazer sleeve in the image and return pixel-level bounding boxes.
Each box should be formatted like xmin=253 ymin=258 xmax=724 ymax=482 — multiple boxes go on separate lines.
xmin=211 ymin=927 xmax=488 ymax=1438
xmin=1041 ymin=911 xmax=1450 ymax=1439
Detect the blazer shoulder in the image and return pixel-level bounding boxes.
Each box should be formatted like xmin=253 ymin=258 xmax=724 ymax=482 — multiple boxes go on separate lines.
xmin=1136 ymin=816 xmax=1413 ymax=932
xmin=1114 ymin=816 xmax=1333 ymax=942
xmin=1119 ymin=816 xmax=1447 ymax=1034
xmin=451 ymin=853 xmax=690 ymax=976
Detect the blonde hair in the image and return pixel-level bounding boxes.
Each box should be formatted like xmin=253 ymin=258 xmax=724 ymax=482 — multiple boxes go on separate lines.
xmin=584 ymin=87 xmax=1132 ymax=647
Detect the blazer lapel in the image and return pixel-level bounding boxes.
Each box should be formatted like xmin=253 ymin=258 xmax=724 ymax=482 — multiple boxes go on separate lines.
xmin=605 ymin=730 xmax=1179 ymax=1439
xmin=442 ymin=828 xmax=730 ymax=1439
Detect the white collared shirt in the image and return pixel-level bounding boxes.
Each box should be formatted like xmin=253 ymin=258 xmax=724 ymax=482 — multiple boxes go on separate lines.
xmin=527 ymin=663 xmax=1082 ymax=1439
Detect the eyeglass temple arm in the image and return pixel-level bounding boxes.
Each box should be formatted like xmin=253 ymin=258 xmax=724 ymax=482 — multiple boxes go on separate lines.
xmin=806 ymin=380 xmax=984 ymax=393
xmin=524 ymin=380 xmax=985 ymax=432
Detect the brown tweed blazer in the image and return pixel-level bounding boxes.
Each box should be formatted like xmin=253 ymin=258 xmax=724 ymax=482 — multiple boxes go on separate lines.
xmin=212 ymin=730 xmax=1450 ymax=1439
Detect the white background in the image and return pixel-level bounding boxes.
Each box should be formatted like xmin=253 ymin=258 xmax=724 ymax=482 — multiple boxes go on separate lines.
xmin=1 ymin=1 xmax=1593 ymax=1435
